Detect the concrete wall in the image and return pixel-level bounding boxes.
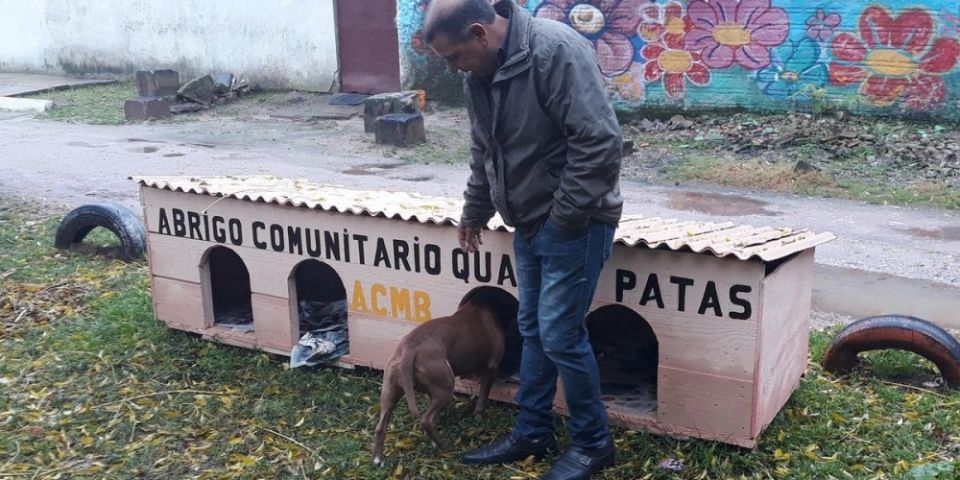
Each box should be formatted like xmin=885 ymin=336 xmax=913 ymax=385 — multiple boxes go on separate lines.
xmin=0 ymin=0 xmax=338 ymax=91
xmin=399 ymin=0 xmax=960 ymax=120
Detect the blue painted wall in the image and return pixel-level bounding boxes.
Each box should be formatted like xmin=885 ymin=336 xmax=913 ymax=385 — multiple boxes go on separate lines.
xmin=398 ymin=0 xmax=960 ymax=119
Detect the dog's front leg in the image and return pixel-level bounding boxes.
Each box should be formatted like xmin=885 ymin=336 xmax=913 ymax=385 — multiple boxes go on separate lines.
xmin=474 ymin=368 xmax=497 ymax=418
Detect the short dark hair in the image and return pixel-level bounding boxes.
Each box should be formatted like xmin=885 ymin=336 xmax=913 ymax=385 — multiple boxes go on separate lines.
xmin=423 ymin=0 xmax=497 ymax=44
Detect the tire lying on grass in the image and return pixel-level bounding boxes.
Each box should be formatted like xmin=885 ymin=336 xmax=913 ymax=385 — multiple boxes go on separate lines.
xmin=54 ymin=203 xmax=146 ymax=261
xmin=822 ymin=315 xmax=960 ymax=389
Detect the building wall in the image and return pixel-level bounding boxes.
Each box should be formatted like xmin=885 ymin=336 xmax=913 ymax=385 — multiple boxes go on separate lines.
xmin=0 ymin=0 xmax=338 ymax=90
xmin=399 ymin=0 xmax=960 ymax=119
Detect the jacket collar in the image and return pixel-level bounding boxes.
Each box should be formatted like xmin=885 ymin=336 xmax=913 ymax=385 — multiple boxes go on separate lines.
xmin=467 ymin=0 xmax=532 ymax=86
xmin=492 ymin=0 xmax=532 ymax=83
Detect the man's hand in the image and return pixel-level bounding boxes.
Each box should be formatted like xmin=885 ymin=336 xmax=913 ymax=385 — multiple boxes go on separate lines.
xmin=458 ymin=224 xmax=484 ymax=253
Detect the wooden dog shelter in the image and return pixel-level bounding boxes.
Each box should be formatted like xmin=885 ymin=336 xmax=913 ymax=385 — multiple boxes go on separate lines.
xmin=136 ymin=176 xmax=834 ymax=448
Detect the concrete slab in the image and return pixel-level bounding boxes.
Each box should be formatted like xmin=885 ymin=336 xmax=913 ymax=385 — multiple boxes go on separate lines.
xmin=0 ymin=73 xmax=116 ymax=97
xmin=0 ymin=97 xmax=54 ymax=113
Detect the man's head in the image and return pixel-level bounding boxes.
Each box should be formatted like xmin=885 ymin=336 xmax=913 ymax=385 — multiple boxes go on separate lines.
xmin=423 ymin=0 xmax=503 ymax=77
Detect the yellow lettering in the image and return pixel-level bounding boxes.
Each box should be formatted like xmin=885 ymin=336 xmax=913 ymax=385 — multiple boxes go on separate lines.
xmin=371 ymin=284 xmax=388 ymax=317
xmin=390 ymin=287 xmax=411 ymax=321
xmin=414 ymin=291 xmax=432 ymax=323
xmin=351 ymin=280 xmax=369 ymax=313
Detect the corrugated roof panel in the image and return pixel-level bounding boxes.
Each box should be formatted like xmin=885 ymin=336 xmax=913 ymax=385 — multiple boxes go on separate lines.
xmin=133 ymin=175 xmax=834 ymax=262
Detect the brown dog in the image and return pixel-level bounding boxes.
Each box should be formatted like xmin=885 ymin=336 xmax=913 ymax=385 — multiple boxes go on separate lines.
xmin=371 ymin=287 xmax=519 ymax=466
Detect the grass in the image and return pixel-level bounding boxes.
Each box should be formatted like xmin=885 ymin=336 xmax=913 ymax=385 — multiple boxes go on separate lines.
xmin=398 ymin=126 xmax=472 ymax=165
xmin=670 ymin=154 xmax=960 ymax=210
xmin=25 ymin=82 xmax=134 ymax=125
xmin=2 ymin=200 xmax=958 ymax=479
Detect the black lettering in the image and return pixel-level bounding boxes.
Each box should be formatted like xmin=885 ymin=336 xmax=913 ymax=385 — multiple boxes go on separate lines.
xmin=344 ymin=229 xmax=352 ymax=263
xmin=497 ymin=254 xmax=516 ymax=287
xmin=228 ymin=219 xmax=243 ymax=246
xmin=698 ymin=281 xmax=723 ymax=317
xmin=158 ymin=208 xmax=171 ymax=235
xmin=202 ymin=213 xmax=210 ymax=241
xmin=306 ymin=229 xmax=322 ymax=257
xmin=615 ymin=269 xmax=636 ymax=302
xmin=452 ymin=249 xmax=470 ymax=283
xmin=324 ymin=231 xmax=341 ymax=261
xmin=393 ymin=240 xmax=411 ymax=271
xmin=353 ymin=233 xmax=367 ymax=265
xmin=212 ymin=216 xmax=227 ymax=243
xmin=474 ymin=252 xmax=492 ymax=283
xmin=187 ymin=211 xmax=202 ymax=239
xmin=270 ymin=225 xmax=285 ymax=252
xmin=374 ymin=238 xmax=392 ymax=268
xmin=413 ymin=237 xmax=421 ymax=273
xmin=670 ymin=276 xmax=695 ymax=312
xmin=729 ymin=285 xmax=753 ymax=320
xmin=252 ymin=221 xmax=267 ymax=249
xmin=425 ymin=244 xmax=441 ymax=275
xmin=288 ymin=226 xmax=303 ymax=255
xmin=640 ymin=273 xmax=664 ymax=309
xmin=172 ymin=208 xmax=186 ymax=237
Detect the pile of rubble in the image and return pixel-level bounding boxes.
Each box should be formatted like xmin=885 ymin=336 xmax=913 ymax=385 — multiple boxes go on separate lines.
xmin=626 ymin=112 xmax=960 ymax=184
xmin=124 ymin=69 xmax=260 ymax=121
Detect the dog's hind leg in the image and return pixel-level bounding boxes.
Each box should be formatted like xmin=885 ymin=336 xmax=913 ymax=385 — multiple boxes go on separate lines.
xmin=420 ymin=360 xmax=455 ymax=450
xmin=474 ymin=367 xmax=498 ymax=417
xmin=372 ymin=367 xmax=403 ymax=466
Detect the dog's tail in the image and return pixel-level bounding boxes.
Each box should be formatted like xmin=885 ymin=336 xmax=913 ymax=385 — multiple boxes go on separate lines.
xmin=400 ymin=351 xmax=421 ymax=419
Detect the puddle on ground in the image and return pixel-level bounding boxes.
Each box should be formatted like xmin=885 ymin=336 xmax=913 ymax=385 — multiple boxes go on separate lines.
xmin=401 ymin=175 xmax=434 ymax=182
xmin=127 ymin=138 xmax=165 ymax=143
xmin=67 ymin=141 xmax=107 ymax=148
xmin=342 ymin=162 xmax=407 ymax=176
xmin=163 ymin=153 xmax=186 ymax=158
xmin=899 ymin=226 xmax=960 ymax=241
xmin=666 ymin=191 xmax=778 ymax=216
xmin=128 ymin=146 xmax=159 ymax=153
xmin=813 ymin=264 xmax=960 ymax=330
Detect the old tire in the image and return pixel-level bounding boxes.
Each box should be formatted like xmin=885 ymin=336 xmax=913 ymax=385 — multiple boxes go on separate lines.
xmin=822 ymin=315 xmax=960 ymax=388
xmin=54 ymin=203 xmax=146 ymax=261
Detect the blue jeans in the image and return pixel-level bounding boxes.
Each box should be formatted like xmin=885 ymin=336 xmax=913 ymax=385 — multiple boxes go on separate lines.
xmin=512 ymin=218 xmax=615 ymax=450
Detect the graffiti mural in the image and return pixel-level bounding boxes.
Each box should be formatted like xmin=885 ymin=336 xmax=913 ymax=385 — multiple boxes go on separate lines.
xmin=397 ymin=0 xmax=960 ymax=118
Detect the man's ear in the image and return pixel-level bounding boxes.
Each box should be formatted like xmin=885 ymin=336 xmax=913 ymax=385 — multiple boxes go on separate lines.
xmin=468 ymin=23 xmax=488 ymax=45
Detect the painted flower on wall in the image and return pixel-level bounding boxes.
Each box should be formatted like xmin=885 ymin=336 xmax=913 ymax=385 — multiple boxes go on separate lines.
xmin=829 ymin=6 xmax=960 ymax=109
xmin=756 ymin=38 xmax=827 ymax=99
xmin=637 ymin=1 xmax=690 ymax=44
xmin=534 ymin=0 xmax=642 ymax=76
xmin=685 ymin=0 xmax=789 ymax=70
xmin=806 ymin=8 xmax=841 ymax=42
xmin=608 ymin=63 xmax=645 ymax=102
xmin=639 ymin=1 xmax=709 ymax=100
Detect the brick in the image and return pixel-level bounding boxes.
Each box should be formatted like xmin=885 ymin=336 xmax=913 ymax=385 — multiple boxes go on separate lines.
xmin=124 ymin=97 xmax=172 ymax=121
xmin=213 ymin=73 xmax=234 ymax=94
xmin=178 ymin=75 xmax=216 ymax=106
xmin=374 ymin=113 xmax=426 ymax=146
xmin=363 ymin=91 xmax=420 ymax=133
xmin=135 ymin=70 xmax=179 ymax=97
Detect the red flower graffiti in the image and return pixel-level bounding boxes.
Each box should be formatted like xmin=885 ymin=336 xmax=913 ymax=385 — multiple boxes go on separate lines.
xmin=685 ymin=0 xmax=789 ymax=70
xmin=639 ymin=1 xmax=710 ymax=99
xmin=535 ymin=0 xmax=642 ymax=76
xmin=829 ymin=6 xmax=960 ymax=109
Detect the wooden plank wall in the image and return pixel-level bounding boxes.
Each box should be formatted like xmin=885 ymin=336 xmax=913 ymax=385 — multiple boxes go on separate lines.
xmin=751 ymin=249 xmax=815 ymax=438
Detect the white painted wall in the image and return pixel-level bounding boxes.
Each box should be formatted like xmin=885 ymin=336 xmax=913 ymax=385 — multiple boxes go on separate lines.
xmin=0 ymin=0 xmax=339 ymax=91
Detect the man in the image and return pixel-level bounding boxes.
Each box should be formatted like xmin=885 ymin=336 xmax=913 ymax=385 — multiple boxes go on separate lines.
xmin=423 ymin=0 xmax=623 ymax=479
